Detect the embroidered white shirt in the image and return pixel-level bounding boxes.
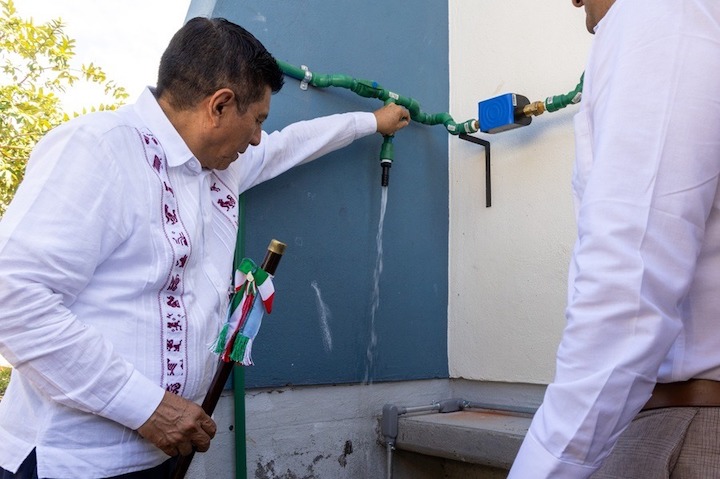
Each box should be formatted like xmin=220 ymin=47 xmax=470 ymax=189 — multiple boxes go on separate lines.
xmin=0 ymin=87 xmax=376 ymax=478
xmin=509 ymin=1 xmax=720 ymax=477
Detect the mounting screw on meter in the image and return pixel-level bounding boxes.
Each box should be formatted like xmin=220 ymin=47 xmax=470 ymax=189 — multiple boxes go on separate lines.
xmin=478 ymin=93 xmax=532 ymax=134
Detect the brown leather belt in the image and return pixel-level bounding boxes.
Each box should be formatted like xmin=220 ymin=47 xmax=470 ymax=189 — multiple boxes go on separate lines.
xmin=642 ymin=379 xmax=720 ymax=411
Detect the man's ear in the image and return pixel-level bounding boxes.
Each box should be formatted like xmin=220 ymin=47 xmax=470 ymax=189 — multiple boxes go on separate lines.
xmin=208 ymin=88 xmax=236 ymax=125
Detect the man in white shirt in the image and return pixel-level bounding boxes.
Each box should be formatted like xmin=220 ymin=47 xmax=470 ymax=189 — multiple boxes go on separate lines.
xmin=0 ymin=17 xmax=409 ymax=479
xmin=509 ymin=0 xmax=720 ymax=477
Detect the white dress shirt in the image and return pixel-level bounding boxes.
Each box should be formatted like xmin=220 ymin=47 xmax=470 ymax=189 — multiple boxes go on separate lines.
xmin=0 ymin=87 xmax=376 ymax=478
xmin=510 ymin=1 xmax=720 ymax=477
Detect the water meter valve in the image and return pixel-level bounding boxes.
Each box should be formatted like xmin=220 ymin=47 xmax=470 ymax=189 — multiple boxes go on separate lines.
xmin=477 ymin=93 xmax=533 ymax=134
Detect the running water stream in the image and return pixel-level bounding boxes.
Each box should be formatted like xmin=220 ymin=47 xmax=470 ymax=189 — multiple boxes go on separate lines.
xmin=363 ymin=186 xmax=388 ymax=384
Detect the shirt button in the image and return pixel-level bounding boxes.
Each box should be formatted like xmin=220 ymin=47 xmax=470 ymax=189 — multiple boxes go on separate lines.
xmin=188 ymin=160 xmax=201 ymax=172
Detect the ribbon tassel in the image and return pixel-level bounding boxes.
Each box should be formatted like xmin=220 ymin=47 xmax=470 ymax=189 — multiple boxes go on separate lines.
xmin=212 ymin=258 xmax=275 ymax=365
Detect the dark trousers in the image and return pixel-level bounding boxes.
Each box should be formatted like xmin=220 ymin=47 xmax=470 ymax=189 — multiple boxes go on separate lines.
xmin=0 ymin=450 xmax=178 ymax=479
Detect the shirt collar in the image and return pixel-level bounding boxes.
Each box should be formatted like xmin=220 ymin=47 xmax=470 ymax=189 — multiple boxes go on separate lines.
xmin=133 ymin=87 xmax=198 ymax=170
xmin=593 ymin=1 xmax=618 ymax=34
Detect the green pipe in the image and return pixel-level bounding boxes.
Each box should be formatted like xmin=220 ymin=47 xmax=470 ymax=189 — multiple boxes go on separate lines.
xmin=276 ymin=59 xmax=479 ymax=135
xmin=522 ymin=73 xmax=584 ymax=118
xmin=545 ymin=72 xmax=584 ymax=113
xmin=233 ymin=194 xmax=247 ymax=479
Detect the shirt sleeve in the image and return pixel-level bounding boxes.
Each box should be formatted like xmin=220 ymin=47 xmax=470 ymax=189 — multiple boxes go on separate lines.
xmin=0 ymin=122 xmax=164 ymax=431
xmin=231 ymin=111 xmax=377 ymax=193
xmin=510 ymin=2 xmax=720 ymax=477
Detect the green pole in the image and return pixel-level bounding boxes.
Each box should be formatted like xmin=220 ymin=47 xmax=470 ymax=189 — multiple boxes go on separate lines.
xmin=233 ymin=194 xmax=247 ymax=479
xmin=233 ymin=365 xmax=247 ymax=479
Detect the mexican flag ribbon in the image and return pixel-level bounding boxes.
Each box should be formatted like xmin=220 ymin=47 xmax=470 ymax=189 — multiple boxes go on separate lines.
xmin=212 ymin=257 xmax=275 ymax=365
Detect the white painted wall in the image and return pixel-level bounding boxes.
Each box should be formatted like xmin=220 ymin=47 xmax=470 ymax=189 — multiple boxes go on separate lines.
xmin=448 ymin=1 xmax=594 ymax=383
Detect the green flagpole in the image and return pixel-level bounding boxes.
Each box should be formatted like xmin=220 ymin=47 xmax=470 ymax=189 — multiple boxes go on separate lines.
xmin=234 ymin=194 xmax=247 ymax=479
xmin=233 ymin=348 xmax=247 ymax=479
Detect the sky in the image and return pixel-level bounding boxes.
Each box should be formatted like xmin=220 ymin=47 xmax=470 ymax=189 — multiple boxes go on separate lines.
xmin=14 ymin=0 xmax=193 ymax=112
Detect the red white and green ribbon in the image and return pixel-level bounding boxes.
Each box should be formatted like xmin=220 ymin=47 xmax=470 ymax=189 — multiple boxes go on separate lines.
xmin=212 ymin=257 xmax=275 ymax=365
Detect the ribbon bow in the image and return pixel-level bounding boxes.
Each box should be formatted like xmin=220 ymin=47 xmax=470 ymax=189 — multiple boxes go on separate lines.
xmin=212 ymin=258 xmax=275 ymax=365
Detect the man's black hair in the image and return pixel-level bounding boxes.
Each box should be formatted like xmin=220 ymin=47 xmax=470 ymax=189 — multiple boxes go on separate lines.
xmin=156 ymin=17 xmax=284 ymax=112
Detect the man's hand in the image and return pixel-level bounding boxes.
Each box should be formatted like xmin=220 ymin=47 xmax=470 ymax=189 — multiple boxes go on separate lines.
xmin=374 ymin=103 xmax=411 ymax=136
xmin=137 ymin=391 xmax=217 ymax=456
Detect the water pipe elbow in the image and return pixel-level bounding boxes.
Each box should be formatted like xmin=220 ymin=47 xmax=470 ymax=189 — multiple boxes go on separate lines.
xmin=396 ymin=96 xmax=422 ymax=118
xmin=545 ymin=72 xmax=584 ymax=113
xmin=448 ymin=118 xmax=479 ymax=135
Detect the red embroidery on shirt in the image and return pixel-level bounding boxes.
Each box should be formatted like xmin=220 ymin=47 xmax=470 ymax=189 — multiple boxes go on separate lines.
xmin=209 ymin=174 xmax=238 ymax=225
xmin=164 ymin=204 xmax=178 ymax=224
xmin=166 ymin=295 xmax=181 ymax=308
xmin=176 ymin=255 xmax=188 ymax=268
xmin=218 ymin=195 xmax=235 ymax=211
xmin=139 ymin=128 xmax=190 ymax=396
xmin=172 ymin=232 xmax=188 ymax=246
xmin=166 ymin=339 xmax=182 ymax=352
xmin=166 ymin=319 xmax=182 ymax=332
xmin=166 ymin=358 xmax=183 ymax=376
xmin=168 ymin=274 xmax=181 ymax=291
xmin=166 ymin=383 xmax=181 ymax=394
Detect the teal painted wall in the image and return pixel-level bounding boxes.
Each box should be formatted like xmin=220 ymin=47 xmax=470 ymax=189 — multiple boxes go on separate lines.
xmin=196 ymin=0 xmax=450 ymax=387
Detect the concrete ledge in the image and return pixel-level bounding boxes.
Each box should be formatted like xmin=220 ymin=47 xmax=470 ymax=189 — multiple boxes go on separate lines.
xmin=395 ymin=409 xmax=531 ymax=470
xmin=193 ymin=379 xmax=543 ymax=479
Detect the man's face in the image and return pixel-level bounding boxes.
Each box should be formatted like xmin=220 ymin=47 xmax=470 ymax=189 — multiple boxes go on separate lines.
xmin=202 ymin=86 xmax=271 ymax=170
xmin=572 ymin=0 xmax=616 ymax=34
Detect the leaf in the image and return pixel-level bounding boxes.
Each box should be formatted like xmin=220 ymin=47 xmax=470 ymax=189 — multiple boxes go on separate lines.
xmin=0 ymin=0 xmax=128 ymax=217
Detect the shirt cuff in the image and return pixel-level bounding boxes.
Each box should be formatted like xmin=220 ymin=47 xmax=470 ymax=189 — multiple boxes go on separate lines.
xmin=99 ymin=369 xmax=166 ymax=430
xmin=354 ymin=111 xmax=378 ymax=139
xmin=508 ymin=430 xmax=599 ymax=479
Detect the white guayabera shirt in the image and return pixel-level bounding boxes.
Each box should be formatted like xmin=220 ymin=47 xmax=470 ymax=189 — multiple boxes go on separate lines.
xmin=510 ymin=1 xmax=720 ymax=478
xmin=0 ymin=87 xmax=375 ymax=478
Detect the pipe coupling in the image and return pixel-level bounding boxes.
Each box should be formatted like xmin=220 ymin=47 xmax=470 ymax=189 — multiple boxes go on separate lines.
xmin=300 ymin=65 xmax=312 ymax=91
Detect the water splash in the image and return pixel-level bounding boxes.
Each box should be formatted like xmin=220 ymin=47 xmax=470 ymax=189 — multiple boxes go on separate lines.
xmin=311 ymin=280 xmax=333 ymax=353
xmin=363 ymin=186 xmax=388 ymax=384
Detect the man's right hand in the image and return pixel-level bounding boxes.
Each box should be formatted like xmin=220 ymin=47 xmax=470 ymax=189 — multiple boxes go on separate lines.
xmin=137 ymin=391 xmax=217 ymax=456
xmin=374 ymin=103 xmax=411 ymax=136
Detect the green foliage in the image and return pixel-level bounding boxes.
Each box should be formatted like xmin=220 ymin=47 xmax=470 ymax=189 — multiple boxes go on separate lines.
xmin=0 ymin=0 xmax=129 ymax=216
xmin=0 ymin=367 xmax=9 ymax=398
